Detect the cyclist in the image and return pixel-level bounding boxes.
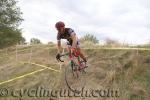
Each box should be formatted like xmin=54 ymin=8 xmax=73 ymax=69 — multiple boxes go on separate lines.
xmin=55 ymin=21 xmax=87 ymax=62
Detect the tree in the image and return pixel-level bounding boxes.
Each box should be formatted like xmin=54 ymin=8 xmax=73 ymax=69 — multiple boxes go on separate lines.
xmin=19 ymin=37 xmax=26 ymax=44
xmin=0 ymin=0 xmax=23 ymax=48
xmin=48 ymin=41 xmax=54 ymax=45
xmin=0 ymin=0 xmax=23 ymax=28
xmin=30 ymin=38 xmax=41 ymax=45
xmin=80 ymin=34 xmax=99 ymax=44
xmin=0 ymin=27 xmax=23 ymax=47
xmin=105 ymin=38 xmax=121 ymax=47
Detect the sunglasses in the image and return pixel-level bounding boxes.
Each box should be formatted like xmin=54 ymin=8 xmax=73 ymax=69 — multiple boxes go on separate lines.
xmin=56 ymin=27 xmax=64 ymax=31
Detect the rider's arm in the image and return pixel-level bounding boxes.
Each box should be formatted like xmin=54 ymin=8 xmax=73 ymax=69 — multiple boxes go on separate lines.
xmin=57 ymin=34 xmax=63 ymax=54
xmin=70 ymin=32 xmax=77 ymax=48
xmin=57 ymin=40 xmax=62 ymax=54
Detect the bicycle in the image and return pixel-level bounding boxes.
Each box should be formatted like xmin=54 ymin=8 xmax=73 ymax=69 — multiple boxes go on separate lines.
xmin=56 ymin=50 xmax=88 ymax=93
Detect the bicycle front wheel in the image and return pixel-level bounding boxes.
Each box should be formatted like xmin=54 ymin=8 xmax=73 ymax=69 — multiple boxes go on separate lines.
xmin=65 ymin=61 xmax=87 ymax=93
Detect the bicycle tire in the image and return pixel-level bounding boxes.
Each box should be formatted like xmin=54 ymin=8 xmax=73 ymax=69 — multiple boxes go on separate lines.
xmin=65 ymin=61 xmax=87 ymax=93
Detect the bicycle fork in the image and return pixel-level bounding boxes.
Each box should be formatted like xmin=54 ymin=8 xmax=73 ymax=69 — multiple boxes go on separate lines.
xmin=70 ymin=61 xmax=79 ymax=78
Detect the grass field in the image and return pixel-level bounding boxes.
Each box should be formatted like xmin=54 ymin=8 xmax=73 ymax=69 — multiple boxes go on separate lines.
xmin=0 ymin=45 xmax=150 ymax=100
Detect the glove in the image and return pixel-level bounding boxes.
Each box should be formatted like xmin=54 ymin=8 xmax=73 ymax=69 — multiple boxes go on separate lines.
xmin=56 ymin=53 xmax=60 ymax=60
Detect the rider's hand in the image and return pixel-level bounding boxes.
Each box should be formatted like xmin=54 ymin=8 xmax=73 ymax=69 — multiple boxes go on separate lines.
xmin=56 ymin=53 xmax=60 ymax=60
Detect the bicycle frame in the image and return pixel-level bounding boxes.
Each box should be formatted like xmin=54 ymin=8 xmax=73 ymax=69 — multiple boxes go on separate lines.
xmin=58 ymin=51 xmax=86 ymax=71
xmin=69 ymin=53 xmax=85 ymax=70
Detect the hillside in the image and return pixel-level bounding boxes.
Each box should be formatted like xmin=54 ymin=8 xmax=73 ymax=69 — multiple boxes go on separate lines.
xmin=0 ymin=45 xmax=150 ymax=100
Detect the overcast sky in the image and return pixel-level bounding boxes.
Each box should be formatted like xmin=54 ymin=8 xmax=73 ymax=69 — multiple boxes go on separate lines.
xmin=17 ymin=0 xmax=150 ymax=45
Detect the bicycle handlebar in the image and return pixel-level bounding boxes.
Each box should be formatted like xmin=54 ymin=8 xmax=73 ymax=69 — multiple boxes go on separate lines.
xmin=56 ymin=52 xmax=69 ymax=62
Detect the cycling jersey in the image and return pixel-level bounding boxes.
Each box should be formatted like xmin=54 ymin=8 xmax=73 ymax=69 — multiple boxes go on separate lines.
xmin=57 ymin=28 xmax=79 ymax=46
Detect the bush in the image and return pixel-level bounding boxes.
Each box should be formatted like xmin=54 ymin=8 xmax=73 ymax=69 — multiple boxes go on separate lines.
xmin=80 ymin=34 xmax=99 ymax=44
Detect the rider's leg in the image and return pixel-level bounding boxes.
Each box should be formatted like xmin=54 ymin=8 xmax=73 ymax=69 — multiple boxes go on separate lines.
xmin=67 ymin=45 xmax=72 ymax=58
xmin=76 ymin=47 xmax=87 ymax=62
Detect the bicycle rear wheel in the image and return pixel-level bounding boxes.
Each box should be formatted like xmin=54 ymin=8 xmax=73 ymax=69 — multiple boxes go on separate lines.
xmin=65 ymin=61 xmax=87 ymax=93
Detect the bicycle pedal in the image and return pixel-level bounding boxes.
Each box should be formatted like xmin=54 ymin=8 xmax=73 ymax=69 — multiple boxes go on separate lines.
xmin=78 ymin=68 xmax=84 ymax=71
xmin=82 ymin=70 xmax=86 ymax=74
xmin=73 ymin=69 xmax=77 ymax=72
xmin=79 ymin=66 xmax=88 ymax=70
xmin=85 ymin=66 xmax=88 ymax=68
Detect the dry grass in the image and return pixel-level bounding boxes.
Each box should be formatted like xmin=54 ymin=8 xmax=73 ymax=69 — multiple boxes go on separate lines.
xmin=0 ymin=46 xmax=149 ymax=100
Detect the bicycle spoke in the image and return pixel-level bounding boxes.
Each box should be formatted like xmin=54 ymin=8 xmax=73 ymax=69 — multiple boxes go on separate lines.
xmin=65 ymin=63 xmax=87 ymax=93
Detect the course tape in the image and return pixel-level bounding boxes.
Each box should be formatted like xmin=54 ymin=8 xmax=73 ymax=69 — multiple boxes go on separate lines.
xmin=0 ymin=47 xmax=150 ymax=59
xmin=1 ymin=47 xmax=150 ymax=54
xmin=0 ymin=62 xmax=60 ymax=86
xmin=82 ymin=47 xmax=150 ymax=51
xmin=0 ymin=68 xmax=46 ymax=85
xmin=20 ymin=62 xmax=60 ymax=72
